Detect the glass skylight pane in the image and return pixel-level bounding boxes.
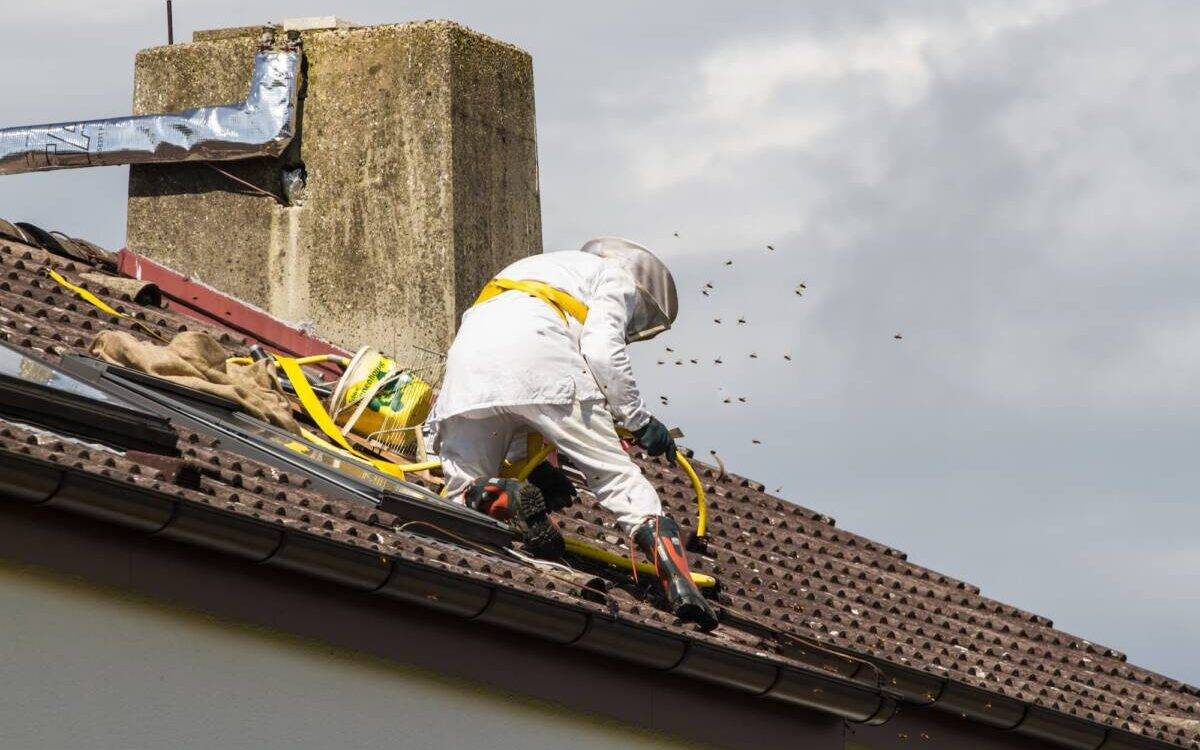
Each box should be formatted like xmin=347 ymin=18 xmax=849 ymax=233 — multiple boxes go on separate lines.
xmin=0 ymin=343 xmax=126 ymax=404
xmin=230 ymin=411 xmax=408 ymax=495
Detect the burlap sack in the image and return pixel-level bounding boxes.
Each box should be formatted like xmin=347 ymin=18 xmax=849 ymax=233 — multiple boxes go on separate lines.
xmin=90 ymin=330 xmax=301 ymax=434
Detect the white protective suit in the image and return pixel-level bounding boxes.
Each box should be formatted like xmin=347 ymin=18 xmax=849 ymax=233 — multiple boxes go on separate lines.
xmin=429 ymin=249 xmax=663 ymax=532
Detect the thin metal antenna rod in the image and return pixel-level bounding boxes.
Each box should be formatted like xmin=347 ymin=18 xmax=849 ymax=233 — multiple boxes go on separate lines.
xmin=166 ymin=0 xmax=175 ymax=44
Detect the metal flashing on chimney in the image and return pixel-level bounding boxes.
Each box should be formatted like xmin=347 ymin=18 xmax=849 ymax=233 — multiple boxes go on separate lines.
xmin=0 ymin=40 xmax=300 ymax=175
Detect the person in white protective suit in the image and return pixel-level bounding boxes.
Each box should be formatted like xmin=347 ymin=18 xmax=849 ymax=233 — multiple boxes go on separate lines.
xmin=429 ymin=238 xmax=718 ymax=630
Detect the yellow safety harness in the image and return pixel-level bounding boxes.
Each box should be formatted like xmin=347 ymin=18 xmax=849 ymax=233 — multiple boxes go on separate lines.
xmin=474 ymin=278 xmax=589 ymax=325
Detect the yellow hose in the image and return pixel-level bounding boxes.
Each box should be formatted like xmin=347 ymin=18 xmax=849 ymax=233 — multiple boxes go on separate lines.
xmin=294 ymin=428 xmax=439 ymax=478
xmin=389 ymin=459 xmax=443 ymax=473
xmin=291 ymin=354 xmax=351 ymax=367
xmin=614 ymin=428 xmax=708 ymax=544
xmin=228 ymin=353 xmax=351 ymax=367
xmin=675 ymin=451 xmax=708 ymax=540
xmin=564 ymin=537 xmax=716 ymax=588
xmin=511 ymin=443 xmax=555 ymax=480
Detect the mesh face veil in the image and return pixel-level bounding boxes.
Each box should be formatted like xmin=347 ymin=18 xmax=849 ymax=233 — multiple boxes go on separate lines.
xmin=580 ymin=237 xmax=678 ymax=342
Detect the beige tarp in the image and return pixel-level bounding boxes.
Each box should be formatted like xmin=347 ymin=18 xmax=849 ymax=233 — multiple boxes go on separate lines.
xmin=89 ymin=330 xmax=300 ymax=434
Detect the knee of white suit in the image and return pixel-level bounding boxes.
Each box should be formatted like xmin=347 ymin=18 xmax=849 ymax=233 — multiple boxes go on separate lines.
xmin=593 ymin=471 xmax=662 ymax=534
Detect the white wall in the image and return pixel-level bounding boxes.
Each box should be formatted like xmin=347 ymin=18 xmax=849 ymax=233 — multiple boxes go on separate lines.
xmin=0 ymin=559 xmax=702 ymax=750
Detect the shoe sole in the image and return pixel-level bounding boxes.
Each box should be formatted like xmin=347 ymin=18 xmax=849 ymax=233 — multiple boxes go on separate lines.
xmin=515 ymin=484 xmax=564 ymax=559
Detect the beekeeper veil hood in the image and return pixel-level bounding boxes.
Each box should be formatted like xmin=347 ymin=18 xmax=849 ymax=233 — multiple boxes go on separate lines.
xmin=581 ymin=237 xmax=678 ymax=342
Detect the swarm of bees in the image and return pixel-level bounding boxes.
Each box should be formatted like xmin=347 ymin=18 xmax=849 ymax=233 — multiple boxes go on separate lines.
xmin=646 ymin=237 xmax=906 ymax=472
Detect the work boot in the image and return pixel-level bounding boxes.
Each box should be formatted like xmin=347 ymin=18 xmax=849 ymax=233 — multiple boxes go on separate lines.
xmin=464 ymin=478 xmax=565 ymax=560
xmin=526 ymin=460 xmax=578 ymax=512
xmin=633 ymin=515 xmax=719 ymax=631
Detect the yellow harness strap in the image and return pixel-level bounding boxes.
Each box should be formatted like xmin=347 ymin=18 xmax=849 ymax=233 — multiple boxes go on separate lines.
xmin=474 ymin=278 xmax=589 ymax=325
xmin=275 ymin=355 xmax=358 ymax=453
xmin=46 ymin=267 xmax=170 ymax=343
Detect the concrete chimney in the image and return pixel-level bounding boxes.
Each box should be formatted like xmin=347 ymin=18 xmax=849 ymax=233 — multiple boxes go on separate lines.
xmin=126 ymin=20 xmax=540 ymax=355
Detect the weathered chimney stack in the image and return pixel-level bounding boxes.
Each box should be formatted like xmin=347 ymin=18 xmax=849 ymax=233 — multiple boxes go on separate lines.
xmin=126 ymin=20 xmax=540 ymax=355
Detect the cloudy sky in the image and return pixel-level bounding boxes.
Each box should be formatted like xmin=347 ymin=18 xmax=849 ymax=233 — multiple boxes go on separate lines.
xmin=2 ymin=1 xmax=1197 ymax=682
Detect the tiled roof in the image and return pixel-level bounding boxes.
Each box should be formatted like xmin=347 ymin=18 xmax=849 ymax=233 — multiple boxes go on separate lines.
xmin=0 ymin=230 xmax=1196 ymax=749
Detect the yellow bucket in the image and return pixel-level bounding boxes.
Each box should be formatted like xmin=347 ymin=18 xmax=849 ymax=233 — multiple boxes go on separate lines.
xmin=329 ymin=346 xmax=433 ymax=455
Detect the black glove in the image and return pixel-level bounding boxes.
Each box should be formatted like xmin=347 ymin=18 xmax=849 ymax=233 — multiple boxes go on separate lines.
xmin=527 ymin=461 xmax=578 ymax=511
xmin=633 ymin=416 xmax=677 ymax=464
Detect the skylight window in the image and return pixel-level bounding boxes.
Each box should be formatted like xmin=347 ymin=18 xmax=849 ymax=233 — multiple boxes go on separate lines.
xmin=0 ymin=343 xmax=123 ymax=403
xmin=0 ymin=342 xmax=177 ymax=453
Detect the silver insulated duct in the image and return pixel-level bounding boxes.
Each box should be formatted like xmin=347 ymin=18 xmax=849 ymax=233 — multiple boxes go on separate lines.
xmin=0 ymin=46 xmax=300 ymax=176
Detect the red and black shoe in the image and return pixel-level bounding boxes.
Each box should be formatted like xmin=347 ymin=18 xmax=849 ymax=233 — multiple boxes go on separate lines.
xmin=464 ymin=478 xmax=565 ymax=560
xmin=633 ymin=515 xmax=719 ymax=631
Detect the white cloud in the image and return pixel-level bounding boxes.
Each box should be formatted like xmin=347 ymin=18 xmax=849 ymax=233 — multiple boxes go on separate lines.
xmin=699 ymin=23 xmax=937 ymax=120
xmin=627 ymin=0 xmax=1083 ymax=195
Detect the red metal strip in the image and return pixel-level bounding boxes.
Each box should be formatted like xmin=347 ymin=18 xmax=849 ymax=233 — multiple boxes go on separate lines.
xmin=117 ymin=248 xmax=350 ymax=376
